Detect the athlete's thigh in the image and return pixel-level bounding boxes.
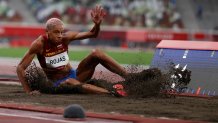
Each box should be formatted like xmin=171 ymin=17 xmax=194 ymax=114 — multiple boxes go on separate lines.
xmin=76 ymin=54 xmax=98 ymax=81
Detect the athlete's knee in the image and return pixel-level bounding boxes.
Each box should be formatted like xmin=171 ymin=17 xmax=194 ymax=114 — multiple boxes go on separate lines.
xmin=90 ymin=49 xmax=105 ymax=59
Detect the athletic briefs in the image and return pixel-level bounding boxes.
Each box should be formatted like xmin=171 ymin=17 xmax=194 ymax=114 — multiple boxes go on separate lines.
xmin=53 ymin=69 xmax=77 ymax=87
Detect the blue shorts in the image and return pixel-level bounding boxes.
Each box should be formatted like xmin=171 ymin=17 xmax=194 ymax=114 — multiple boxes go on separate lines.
xmin=53 ymin=69 xmax=77 ymax=87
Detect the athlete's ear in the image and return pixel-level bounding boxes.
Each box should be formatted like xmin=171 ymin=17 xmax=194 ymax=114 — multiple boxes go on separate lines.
xmin=45 ymin=28 xmax=51 ymax=35
xmin=46 ymin=28 xmax=49 ymax=33
xmin=45 ymin=31 xmax=49 ymax=39
xmin=45 ymin=30 xmax=48 ymax=37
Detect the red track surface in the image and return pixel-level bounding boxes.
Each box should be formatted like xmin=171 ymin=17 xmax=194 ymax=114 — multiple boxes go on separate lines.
xmin=0 ymin=103 xmax=204 ymax=123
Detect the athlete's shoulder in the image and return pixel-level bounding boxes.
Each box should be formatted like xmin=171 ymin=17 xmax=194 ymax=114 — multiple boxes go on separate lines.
xmin=32 ymin=35 xmax=44 ymax=45
xmin=29 ymin=35 xmax=44 ymax=53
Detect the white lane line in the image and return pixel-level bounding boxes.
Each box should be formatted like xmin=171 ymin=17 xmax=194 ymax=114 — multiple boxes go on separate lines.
xmin=0 ymin=81 xmax=21 ymax=85
xmin=0 ymin=113 xmax=82 ymax=123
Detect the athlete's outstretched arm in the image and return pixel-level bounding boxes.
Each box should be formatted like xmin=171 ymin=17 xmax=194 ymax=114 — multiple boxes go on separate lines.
xmin=17 ymin=37 xmax=43 ymax=94
xmin=65 ymin=5 xmax=105 ymax=42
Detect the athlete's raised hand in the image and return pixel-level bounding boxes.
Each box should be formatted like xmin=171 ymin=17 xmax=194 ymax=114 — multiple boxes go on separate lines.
xmin=91 ymin=5 xmax=106 ymax=25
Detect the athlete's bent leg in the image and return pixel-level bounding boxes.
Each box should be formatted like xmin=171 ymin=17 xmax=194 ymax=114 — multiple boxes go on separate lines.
xmin=76 ymin=49 xmax=128 ymax=82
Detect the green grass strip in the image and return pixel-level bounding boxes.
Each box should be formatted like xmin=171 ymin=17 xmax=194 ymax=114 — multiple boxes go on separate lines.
xmin=0 ymin=47 xmax=154 ymax=65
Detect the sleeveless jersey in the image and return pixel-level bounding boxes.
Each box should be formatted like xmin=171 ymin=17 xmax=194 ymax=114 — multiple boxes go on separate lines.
xmin=37 ymin=35 xmax=69 ymax=69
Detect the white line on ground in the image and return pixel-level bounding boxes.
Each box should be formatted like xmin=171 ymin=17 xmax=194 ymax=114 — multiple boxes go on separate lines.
xmin=0 ymin=113 xmax=82 ymax=123
xmin=0 ymin=81 xmax=21 ymax=85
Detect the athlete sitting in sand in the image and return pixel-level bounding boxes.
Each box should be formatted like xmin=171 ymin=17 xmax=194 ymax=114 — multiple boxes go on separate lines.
xmin=17 ymin=5 xmax=127 ymax=96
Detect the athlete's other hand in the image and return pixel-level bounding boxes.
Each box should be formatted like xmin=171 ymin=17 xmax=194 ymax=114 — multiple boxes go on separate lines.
xmin=29 ymin=90 xmax=41 ymax=96
xmin=91 ymin=5 xmax=106 ymax=25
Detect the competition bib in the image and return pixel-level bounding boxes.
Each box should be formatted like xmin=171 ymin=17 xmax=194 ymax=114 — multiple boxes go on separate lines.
xmin=45 ymin=51 xmax=69 ymax=68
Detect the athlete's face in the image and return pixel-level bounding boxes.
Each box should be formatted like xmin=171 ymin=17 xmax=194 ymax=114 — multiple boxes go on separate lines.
xmin=47 ymin=24 xmax=64 ymax=44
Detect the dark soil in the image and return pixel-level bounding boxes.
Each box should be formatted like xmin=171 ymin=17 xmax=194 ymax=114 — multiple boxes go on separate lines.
xmin=1 ymin=63 xmax=217 ymax=122
xmin=0 ymin=84 xmax=218 ymax=122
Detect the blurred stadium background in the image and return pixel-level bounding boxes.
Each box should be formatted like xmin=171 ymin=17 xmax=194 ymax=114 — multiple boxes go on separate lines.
xmin=0 ymin=0 xmax=218 ymax=63
xmin=1 ymin=1 xmax=218 ymax=122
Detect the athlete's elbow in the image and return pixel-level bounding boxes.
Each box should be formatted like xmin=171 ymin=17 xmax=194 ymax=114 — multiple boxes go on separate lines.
xmin=92 ymin=35 xmax=98 ymax=38
xmin=91 ymin=33 xmax=99 ymax=38
xmin=16 ymin=64 xmax=24 ymax=74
